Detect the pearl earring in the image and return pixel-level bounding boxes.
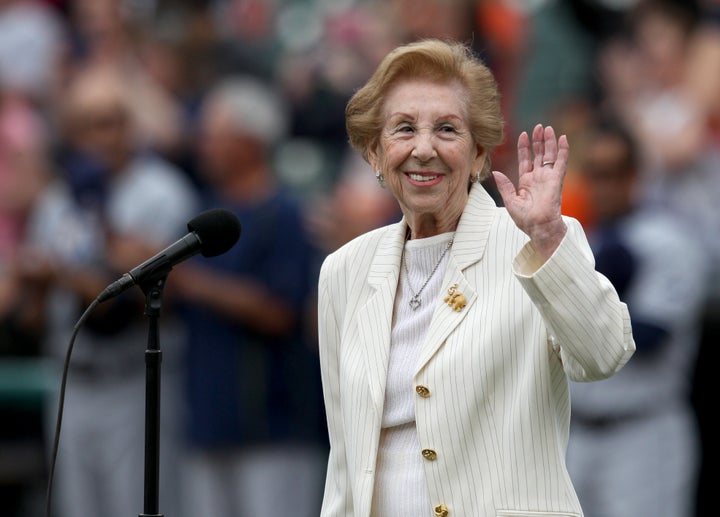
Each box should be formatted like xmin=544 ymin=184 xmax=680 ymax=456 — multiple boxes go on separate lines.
xmin=469 ymin=171 xmax=481 ymax=184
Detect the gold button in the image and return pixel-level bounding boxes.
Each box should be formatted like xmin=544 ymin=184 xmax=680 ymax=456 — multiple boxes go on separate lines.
xmin=434 ymin=503 xmax=449 ymax=516
xmin=421 ymin=448 xmax=437 ymax=461
xmin=415 ymin=385 xmax=430 ymax=398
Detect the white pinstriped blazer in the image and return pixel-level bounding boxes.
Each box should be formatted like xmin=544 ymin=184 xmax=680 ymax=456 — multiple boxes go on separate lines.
xmin=317 ymin=183 xmax=635 ymax=517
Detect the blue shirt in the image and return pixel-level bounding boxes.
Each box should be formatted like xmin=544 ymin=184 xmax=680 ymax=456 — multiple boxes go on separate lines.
xmin=181 ymin=189 xmax=326 ymax=448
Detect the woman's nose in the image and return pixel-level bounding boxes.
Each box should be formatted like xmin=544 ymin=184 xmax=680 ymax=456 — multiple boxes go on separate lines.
xmin=411 ymin=132 xmax=437 ymax=162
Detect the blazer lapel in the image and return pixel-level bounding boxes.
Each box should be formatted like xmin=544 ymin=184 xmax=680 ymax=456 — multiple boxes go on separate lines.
xmin=356 ymin=222 xmax=406 ymax=414
xmin=415 ymin=184 xmax=498 ymax=374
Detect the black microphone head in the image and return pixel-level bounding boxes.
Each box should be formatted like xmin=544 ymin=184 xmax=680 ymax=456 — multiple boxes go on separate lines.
xmin=187 ymin=208 xmax=241 ymax=258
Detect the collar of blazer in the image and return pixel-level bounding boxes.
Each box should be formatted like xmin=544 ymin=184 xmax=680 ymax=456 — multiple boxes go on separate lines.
xmin=366 ymin=183 xmax=498 ymax=287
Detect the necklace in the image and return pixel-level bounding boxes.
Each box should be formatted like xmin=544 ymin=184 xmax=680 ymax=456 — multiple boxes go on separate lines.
xmin=403 ymin=238 xmax=453 ymax=311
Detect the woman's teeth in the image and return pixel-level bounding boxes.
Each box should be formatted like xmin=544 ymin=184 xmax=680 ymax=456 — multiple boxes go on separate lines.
xmin=409 ymin=173 xmax=438 ymax=182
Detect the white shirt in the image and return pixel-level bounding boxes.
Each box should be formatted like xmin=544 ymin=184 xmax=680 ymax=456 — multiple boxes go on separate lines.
xmin=371 ymin=232 xmax=454 ymax=517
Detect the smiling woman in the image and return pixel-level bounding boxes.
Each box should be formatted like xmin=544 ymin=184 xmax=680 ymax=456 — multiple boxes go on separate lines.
xmin=346 ymin=39 xmax=503 ymax=180
xmin=317 ymin=38 xmax=636 ymax=517
xmin=367 ymin=79 xmax=483 ymax=239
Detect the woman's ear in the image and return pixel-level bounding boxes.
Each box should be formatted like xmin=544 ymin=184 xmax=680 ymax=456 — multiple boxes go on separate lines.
xmin=367 ymin=144 xmax=380 ymax=172
xmin=474 ymin=144 xmax=487 ymax=172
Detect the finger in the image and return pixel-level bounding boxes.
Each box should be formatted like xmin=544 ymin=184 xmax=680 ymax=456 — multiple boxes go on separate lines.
xmin=543 ymin=125 xmax=558 ymax=166
xmin=491 ymin=170 xmax=516 ymax=205
xmin=517 ymin=131 xmax=532 ymax=175
xmin=555 ymin=134 xmax=570 ymax=173
xmin=532 ymin=124 xmax=545 ymax=170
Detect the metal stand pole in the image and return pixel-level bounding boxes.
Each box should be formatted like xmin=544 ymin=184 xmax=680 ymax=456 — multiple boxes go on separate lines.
xmin=138 ymin=274 xmax=168 ymax=517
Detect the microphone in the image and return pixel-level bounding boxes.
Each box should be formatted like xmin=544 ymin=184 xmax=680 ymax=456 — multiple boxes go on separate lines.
xmin=97 ymin=208 xmax=241 ymax=302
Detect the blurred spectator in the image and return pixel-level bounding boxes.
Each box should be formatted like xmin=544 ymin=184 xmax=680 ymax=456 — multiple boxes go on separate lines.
xmin=14 ymin=64 xmax=198 ymax=517
xmin=566 ymin=114 xmax=710 ymax=517
xmin=593 ymin=0 xmax=720 ymax=282
xmin=62 ymin=0 xmax=187 ymax=159
xmin=304 ymin=148 xmax=401 ymax=254
xmin=170 ymin=76 xmax=327 ymax=517
xmin=277 ymin=1 xmax=404 ymax=183
xmin=600 ymin=0 xmax=720 ymax=294
xmin=619 ymin=0 xmax=705 ymax=171
xmin=0 ymin=93 xmax=50 ymax=284
xmin=0 ymin=85 xmax=52 ymax=517
xmin=0 ymin=0 xmax=67 ymax=107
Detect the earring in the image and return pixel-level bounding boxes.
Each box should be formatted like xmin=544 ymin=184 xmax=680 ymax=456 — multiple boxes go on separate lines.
xmin=469 ymin=171 xmax=481 ymax=184
xmin=375 ymin=169 xmax=386 ymax=188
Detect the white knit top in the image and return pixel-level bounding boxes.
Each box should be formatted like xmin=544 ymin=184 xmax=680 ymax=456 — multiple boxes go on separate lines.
xmin=370 ymin=232 xmax=454 ymax=517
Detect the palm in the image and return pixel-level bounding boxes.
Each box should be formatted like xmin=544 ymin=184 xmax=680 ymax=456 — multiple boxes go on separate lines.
xmin=493 ymin=124 xmax=569 ymax=239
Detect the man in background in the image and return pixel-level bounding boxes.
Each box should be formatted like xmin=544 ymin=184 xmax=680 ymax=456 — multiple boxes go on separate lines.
xmin=15 ymin=64 xmax=198 ymax=517
xmin=172 ymin=76 xmax=327 ymax=517
xmin=566 ymin=114 xmax=710 ymax=517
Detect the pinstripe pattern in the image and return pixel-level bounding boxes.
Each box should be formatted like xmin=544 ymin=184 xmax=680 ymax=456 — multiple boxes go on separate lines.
xmin=318 ymin=184 xmax=635 ymax=517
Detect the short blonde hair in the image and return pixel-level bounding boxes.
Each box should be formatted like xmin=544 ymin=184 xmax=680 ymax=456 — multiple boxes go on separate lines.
xmin=346 ymin=39 xmax=504 ymax=179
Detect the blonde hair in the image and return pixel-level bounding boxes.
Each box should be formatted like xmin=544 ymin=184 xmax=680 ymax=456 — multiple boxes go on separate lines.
xmin=346 ymin=39 xmax=504 ymax=180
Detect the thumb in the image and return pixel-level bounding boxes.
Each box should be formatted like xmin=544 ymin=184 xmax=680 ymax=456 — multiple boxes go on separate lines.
xmin=491 ymin=170 xmax=516 ymax=203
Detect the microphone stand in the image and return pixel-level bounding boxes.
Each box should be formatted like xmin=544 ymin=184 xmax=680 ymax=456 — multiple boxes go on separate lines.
xmin=138 ymin=271 xmax=170 ymax=517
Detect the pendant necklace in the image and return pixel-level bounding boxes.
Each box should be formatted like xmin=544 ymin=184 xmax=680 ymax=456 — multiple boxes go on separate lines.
xmin=403 ymin=238 xmax=453 ymax=311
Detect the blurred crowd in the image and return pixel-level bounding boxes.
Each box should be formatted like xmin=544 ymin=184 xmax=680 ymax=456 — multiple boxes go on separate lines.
xmin=0 ymin=0 xmax=718 ymax=516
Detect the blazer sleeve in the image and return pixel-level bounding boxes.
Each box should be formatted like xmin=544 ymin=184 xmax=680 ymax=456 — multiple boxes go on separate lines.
xmin=513 ymin=217 xmax=636 ymax=381
xmin=317 ymin=252 xmax=351 ymax=516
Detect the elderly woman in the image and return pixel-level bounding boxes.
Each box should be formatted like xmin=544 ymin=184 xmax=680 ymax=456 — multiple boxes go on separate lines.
xmin=317 ymin=39 xmax=635 ymax=517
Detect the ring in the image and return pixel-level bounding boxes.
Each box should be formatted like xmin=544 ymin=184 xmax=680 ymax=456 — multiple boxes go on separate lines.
xmin=542 ymin=161 xmax=555 ymax=167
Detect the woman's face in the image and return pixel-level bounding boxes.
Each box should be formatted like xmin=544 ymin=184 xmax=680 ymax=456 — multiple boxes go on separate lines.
xmin=368 ymin=78 xmax=485 ymax=237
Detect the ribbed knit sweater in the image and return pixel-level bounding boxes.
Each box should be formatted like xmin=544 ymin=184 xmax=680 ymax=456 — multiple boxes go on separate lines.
xmin=371 ymin=232 xmax=454 ymax=517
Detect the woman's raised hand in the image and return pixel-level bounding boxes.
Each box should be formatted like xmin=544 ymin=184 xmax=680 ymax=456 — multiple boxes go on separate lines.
xmin=492 ymin=124 xmax=569 ymax=260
